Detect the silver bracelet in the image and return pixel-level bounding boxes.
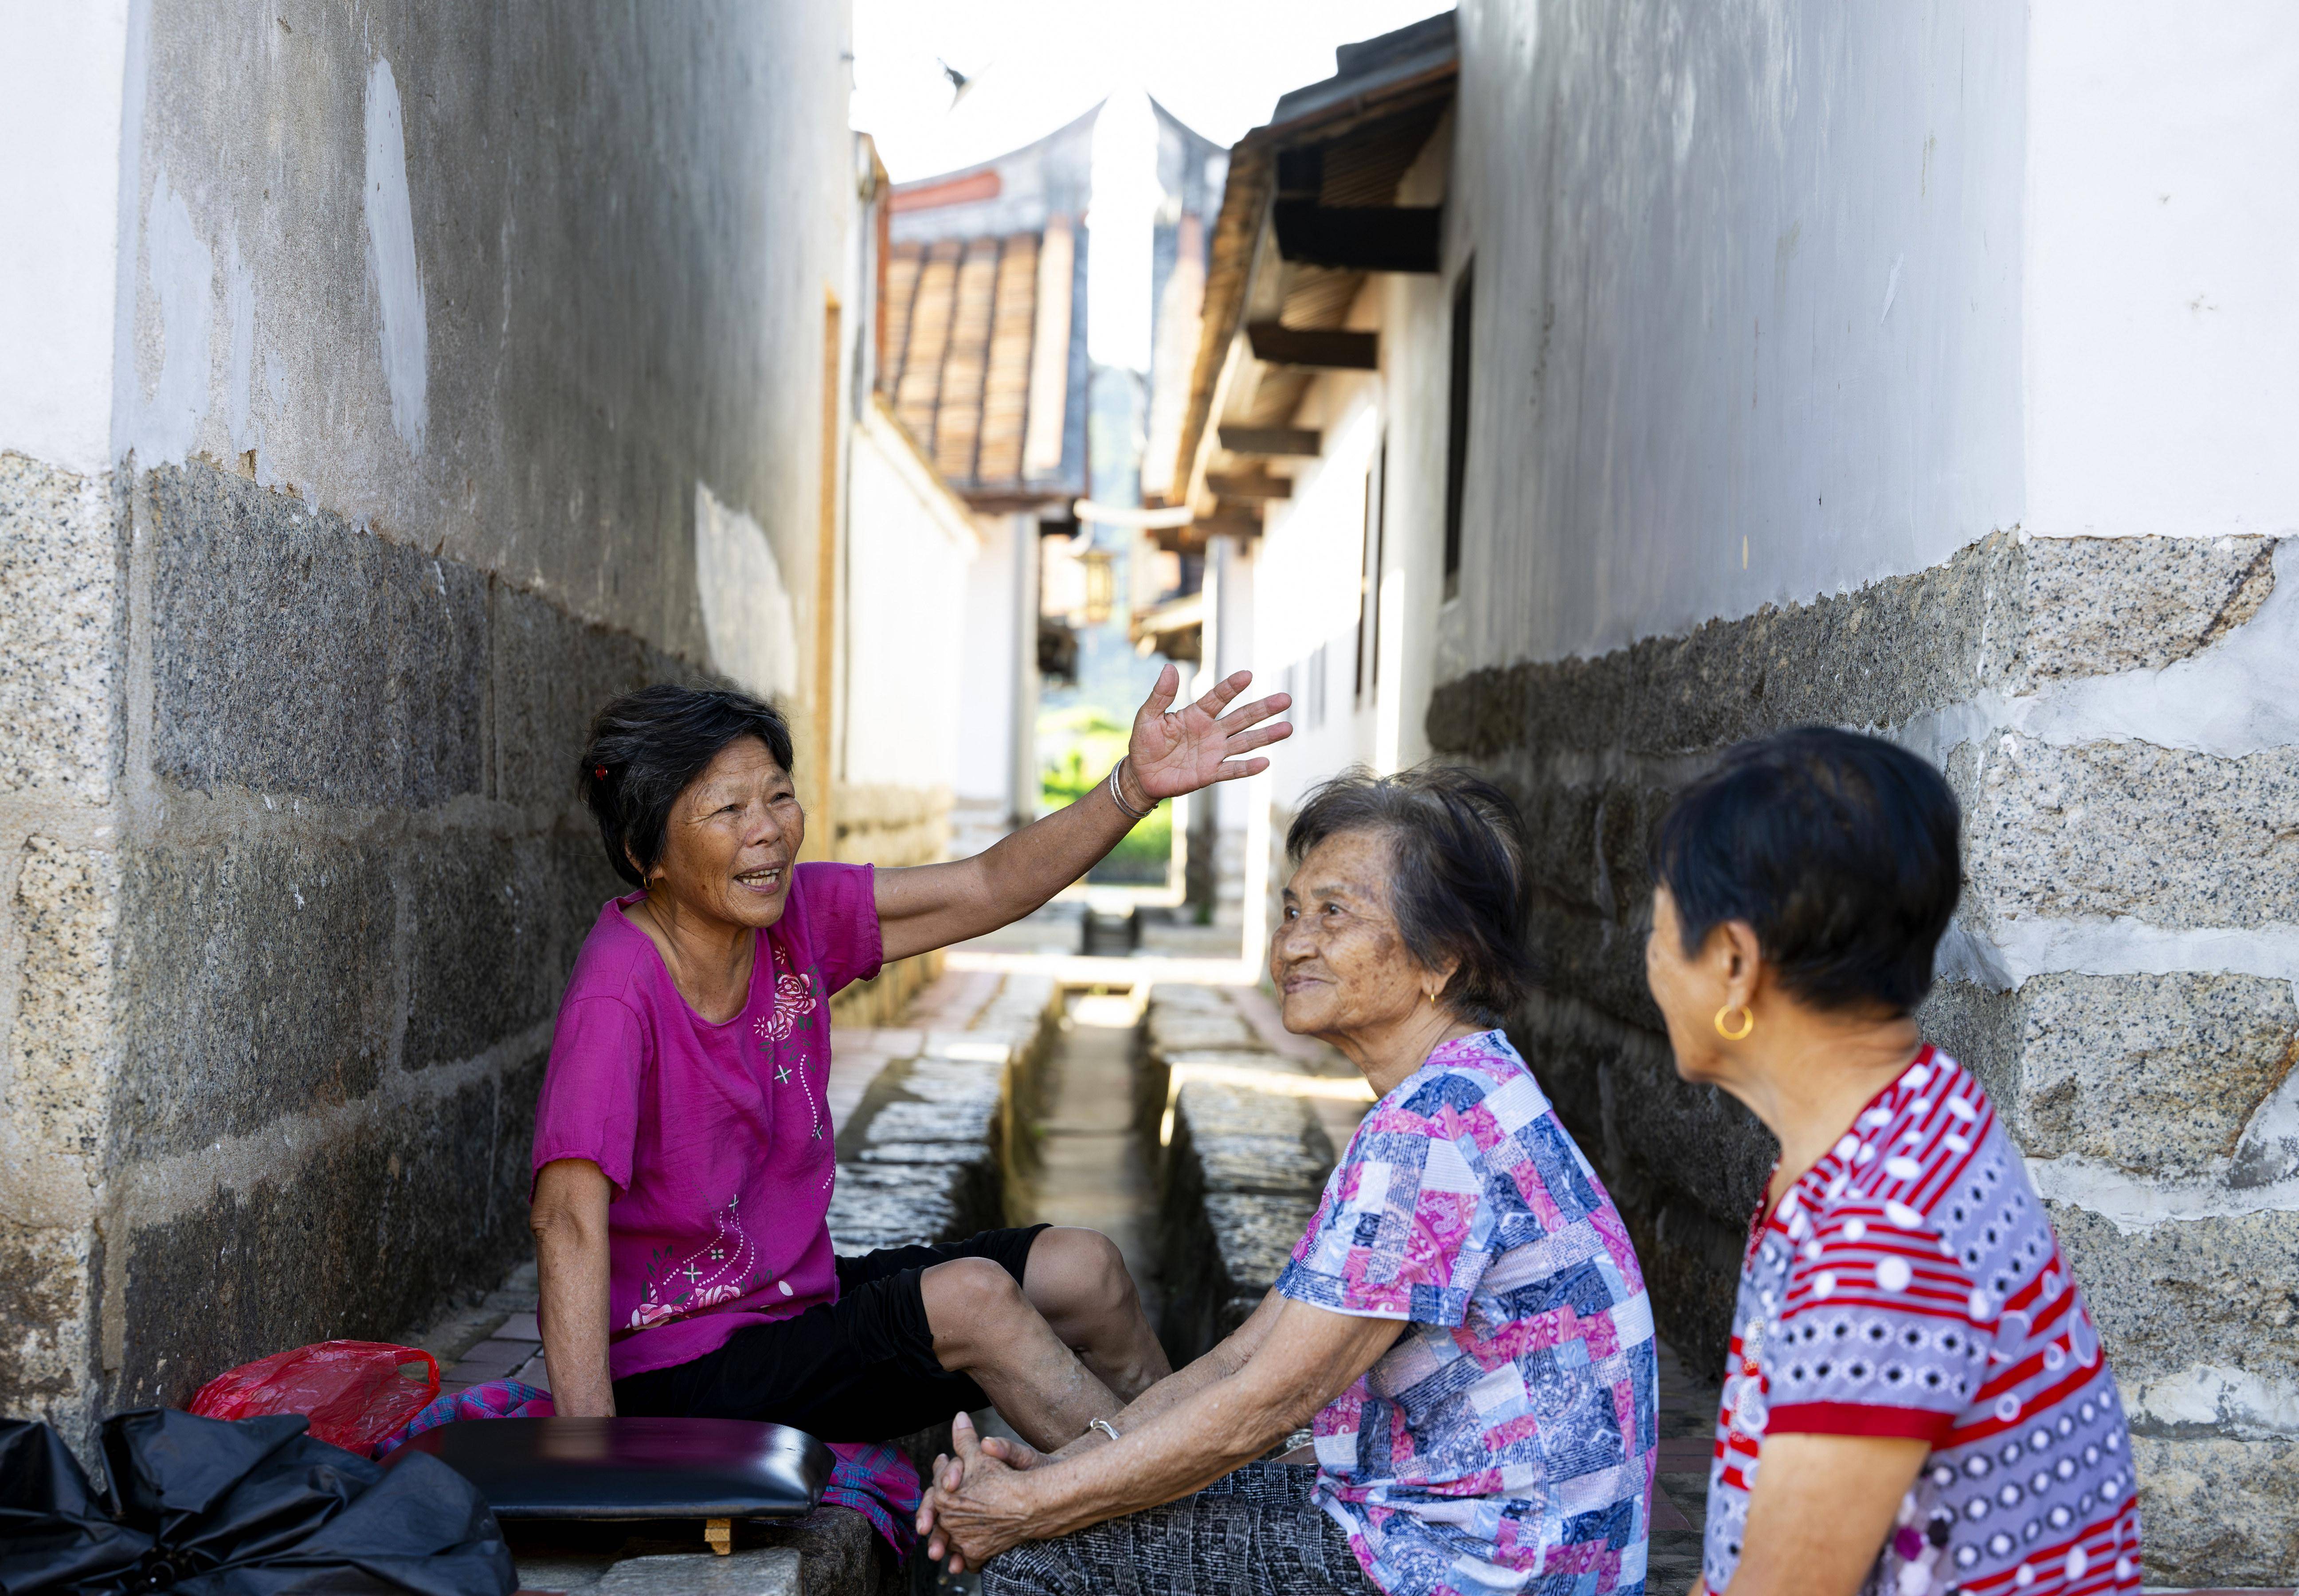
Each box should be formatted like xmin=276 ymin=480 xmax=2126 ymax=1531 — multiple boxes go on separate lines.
xmin=1106 ymin=759 xmax=1153 ymax=822
xmin=1087 ymin=1417 xmax=1121 ymax=1444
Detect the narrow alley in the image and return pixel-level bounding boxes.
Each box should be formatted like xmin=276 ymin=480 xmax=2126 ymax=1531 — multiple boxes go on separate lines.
xmin=5 ymin=2 xmax=2297 ymax=1593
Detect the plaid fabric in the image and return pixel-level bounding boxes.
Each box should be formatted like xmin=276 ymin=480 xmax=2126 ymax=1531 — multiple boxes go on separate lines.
xmin=983 ymin=1462 xmax=1368 ymax=1596
xmin=1277 ymin=1031 xmax=1657 ymax=1595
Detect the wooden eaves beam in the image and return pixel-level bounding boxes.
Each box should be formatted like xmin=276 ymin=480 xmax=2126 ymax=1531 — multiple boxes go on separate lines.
xmin=1272 ymin=201 xmax=1443 ymax=274
xmin=1206 ymin=472 xmax=1291 ymax=501
xmin=1245 ymin=322 xmax=1379 ymax=370
xmin=1217 ymin=425 xmax=1322 ymax=457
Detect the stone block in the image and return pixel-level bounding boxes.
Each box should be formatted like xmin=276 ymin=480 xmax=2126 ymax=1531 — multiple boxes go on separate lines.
xmin=1144 ymin=1007 xmax=1259 ymax=1059
xmin=1157 ymin=1083 xmax=1330 ymax=1361
xmin=2009 ymin=973 xmax=2297 ymax=1179
xmin=490 ymin=585 xmax=672 ymax=813
xmin=2048 ymin=1204 xmax=2299 ymax=1401
xmin=851 ymin=1097 xmax=999 ymax=1149
xmin=0 ymin=454 xmax=122 ymax=803
xmin=1425 ymin=534 xmax=2014 ymax=762
xmin=1426 ymin=533 xmax=2281 ymax=772
xmin=1622 ymin=1192 xmax=1749 ymax=1382
xmin=1201 ymin=1192 xmax=1317 ymax=1304
xmin=146 ymin=461 xmax=487 ymax=809
xmin=116 ymin=835 xmax=394 ymax=1157
xmin=1913 ymin=980 xmax=2025 ymax=1113
xmin=2127 ymin=1434 xmax=2299 ymax=1586
xmin=12 ymin=838 xmax=121 ymax=1159
xmin=590 ymin=1548 xmax=802 ymax=1595
xmin=2011 ymin=534 xmax=2276 ymax=688
xmin=1508 ymin=991 xmax=1614 ymax=1157
xmin=826 ymin=1164 xmax=968 ymax=1253
xmin=0 ymin=1219 xmax=96 ymax=1438
xmin=512 ymin=1505 xmax=892 ymax=1596
xmin=402 ymin=833 xmax=602 ymax=1070
xmin=1597 ymin=1020 xmax=1774 ymax=1233
xmin=108 ymin=1053 xmax=543 ymax=1412
xmin=1967 ymin=736 xmax=2299 ymax=928
xmin=1523 ymin=900 xmax=1660 ymax=1036
xmin=1144 ymin=982 xmax=1232 ymax=1013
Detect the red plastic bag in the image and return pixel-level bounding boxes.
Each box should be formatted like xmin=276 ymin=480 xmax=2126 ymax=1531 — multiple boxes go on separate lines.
xmin=187 ymin=1340 xmax=441 ymax=1456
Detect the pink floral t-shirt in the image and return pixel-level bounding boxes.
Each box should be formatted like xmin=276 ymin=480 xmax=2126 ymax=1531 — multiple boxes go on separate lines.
xmin=531 ymin=862 xmax=882 ymax=1380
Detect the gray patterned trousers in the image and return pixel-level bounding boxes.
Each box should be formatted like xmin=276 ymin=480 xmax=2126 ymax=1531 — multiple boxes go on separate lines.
xmin=979 ymin=1462 xmax=1374 ymax=1596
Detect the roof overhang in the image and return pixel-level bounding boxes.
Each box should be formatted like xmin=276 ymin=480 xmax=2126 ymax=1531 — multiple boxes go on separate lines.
xmin=1162 ymin=12 xmax=1457 ymax=519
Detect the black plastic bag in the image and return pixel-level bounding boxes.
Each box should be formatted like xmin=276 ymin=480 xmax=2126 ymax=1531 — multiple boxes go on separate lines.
xmin=0 ymin=1409 xmax=515 ymax=1595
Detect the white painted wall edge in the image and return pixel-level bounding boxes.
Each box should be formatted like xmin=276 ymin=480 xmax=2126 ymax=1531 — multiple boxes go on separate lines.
xmin=0 ymin=0 xmax=131 ymax=473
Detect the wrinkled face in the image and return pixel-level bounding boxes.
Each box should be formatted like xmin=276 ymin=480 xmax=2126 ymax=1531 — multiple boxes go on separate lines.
xmin=646 ymin=736 xmax=805 ymax=929
xmin=1269 ymin=829 xmax=1434 ymax=1041
xmin=1644 ymin=885 xmax=1727 ymax=1082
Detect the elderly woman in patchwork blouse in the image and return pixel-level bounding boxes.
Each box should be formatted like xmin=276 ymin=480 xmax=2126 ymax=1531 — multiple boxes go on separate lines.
xmin=919 ymin=767 xmax=1660 ymax=1596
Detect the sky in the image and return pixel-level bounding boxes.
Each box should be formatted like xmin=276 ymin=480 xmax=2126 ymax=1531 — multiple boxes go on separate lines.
xmin=850 ymin=0 xmax=1450 ymax=370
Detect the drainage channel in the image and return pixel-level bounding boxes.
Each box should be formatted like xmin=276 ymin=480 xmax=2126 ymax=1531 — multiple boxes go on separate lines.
xmin=1009 ymin=988 xmax=1164 ymax=1326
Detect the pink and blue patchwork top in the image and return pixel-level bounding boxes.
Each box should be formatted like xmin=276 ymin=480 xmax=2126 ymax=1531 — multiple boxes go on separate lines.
xmin=1278 ymin=1030 xmax=1658 ymax=1595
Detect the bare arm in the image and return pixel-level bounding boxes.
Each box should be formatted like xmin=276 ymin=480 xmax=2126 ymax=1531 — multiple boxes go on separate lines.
xmin=1715 ymin=1432 xmax=1931 ymax=1596
xmin=924 ymin=1295 xmax=1402 ymax=1569
xmin=530 ymin=1158 xmax=616 ymax=1418
xmin=874 ymin=665 xmax=1290 ymax=963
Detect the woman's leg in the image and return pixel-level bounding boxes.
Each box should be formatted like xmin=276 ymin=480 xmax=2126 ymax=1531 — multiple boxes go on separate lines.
xmin=1016 ymin=1226 xmax=1171 ymax=1400
xmin=979 ymin=1462 xmax=1368 ymax=1596
xmin=919 ymin=1255 xmax=1124 ymax=1451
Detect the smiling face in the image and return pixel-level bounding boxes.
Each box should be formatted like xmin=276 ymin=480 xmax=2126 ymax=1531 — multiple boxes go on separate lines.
xmin=643 ymin=735 xmax=806 ymax=930
xmin=1269 ymin=829 xmax=1438 ymax=1043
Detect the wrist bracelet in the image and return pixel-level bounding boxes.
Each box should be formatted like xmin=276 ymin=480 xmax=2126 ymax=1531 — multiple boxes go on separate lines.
xmin=1088 ymin=1417 xmax=1121 ymax=1443
xmin=1106 ymin=759 xmax=1153 ymax=822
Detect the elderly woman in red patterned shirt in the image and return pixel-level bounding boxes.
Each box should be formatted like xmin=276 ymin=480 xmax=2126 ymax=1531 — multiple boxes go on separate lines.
xmin=919 ymin=767 xmax=1659 ymax=1596
xmin=1643 ymin=728 xmax=2139 ymax=1595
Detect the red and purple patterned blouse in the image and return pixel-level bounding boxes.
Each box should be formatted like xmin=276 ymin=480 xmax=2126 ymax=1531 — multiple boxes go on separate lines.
xmin=1705 ymin=1047 xmax=2141 ymax=1594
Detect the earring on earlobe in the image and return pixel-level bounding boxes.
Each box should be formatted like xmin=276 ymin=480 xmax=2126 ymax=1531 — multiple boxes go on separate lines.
xmin=1713 ymin=1002 xmax=1755 ymax=1041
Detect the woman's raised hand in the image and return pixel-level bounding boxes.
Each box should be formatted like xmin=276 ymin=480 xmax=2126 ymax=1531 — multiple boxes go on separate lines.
xmin=1126 ymin=664 xmax=1292 ymax=802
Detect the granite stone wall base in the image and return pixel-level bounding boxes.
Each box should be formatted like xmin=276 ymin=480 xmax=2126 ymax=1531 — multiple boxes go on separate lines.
xmin=1138 ymin=985 xmax=1347 ymax=1365
xmin=0 ymin=456 xmax=706 ymax=1450
xmin=1426 ymin=528 xmax=2298 ymax=1575
xmin=2127 ymin=1435 xmax=2299 ymax=1585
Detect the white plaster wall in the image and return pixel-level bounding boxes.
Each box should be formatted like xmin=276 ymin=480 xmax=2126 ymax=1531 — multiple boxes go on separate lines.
xmin=96 ymin=0 xmax=856 ymax=657
xmin=2024 ymin=0 xmax=2299 ymax=540
xmin=953 ymin=513 xmax=1031 ymax=831
xmin=1250 ymin=375 xmax=1383 ymax=808
xmin=1448 ymin=0 xmax=2028 ymax=666
xmin=0 ymin=1 xmax=131 ymax=473
xmin=845 ymin=406 xmax=980 ymax=795
xmin=1372 ymin=269 xmax=1449 ymax=771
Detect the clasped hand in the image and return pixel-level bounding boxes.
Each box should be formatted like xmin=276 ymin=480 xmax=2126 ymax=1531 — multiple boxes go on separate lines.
xmin=913 ymin=1411 xmax=1045 ymax=1575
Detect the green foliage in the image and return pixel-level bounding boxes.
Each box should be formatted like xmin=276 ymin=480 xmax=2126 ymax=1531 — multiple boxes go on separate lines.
xmin=1039 ymin=705 xmax=1168 ymax=885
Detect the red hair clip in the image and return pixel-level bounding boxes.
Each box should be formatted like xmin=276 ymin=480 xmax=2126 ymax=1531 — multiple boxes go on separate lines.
xmin=593 ymin=765 xmax=609 ymax=781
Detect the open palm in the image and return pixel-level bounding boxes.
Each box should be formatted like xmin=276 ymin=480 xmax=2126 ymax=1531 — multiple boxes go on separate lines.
xmin=1127 ymin=664 xmax=1293 ymax=801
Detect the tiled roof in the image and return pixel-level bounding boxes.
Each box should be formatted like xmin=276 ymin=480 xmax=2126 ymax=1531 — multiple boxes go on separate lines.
xmin=877 ymin=109 xmax=1096 ymax=506
xmin=883 ymin=231 xmax=1059 ymax=497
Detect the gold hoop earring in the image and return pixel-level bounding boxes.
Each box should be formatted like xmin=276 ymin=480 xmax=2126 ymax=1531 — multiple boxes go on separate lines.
xmin=1714 ymin=1003 xmax=1755 ymax=1041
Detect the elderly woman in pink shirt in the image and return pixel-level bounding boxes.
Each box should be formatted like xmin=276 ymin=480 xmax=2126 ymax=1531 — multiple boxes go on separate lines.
xmin=529 ymin=668 xmax=1288 ymax=1451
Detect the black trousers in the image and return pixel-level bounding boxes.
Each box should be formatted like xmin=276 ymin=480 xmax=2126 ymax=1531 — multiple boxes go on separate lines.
xmin=612 ymin=1225 xmax=1048 ymax=1443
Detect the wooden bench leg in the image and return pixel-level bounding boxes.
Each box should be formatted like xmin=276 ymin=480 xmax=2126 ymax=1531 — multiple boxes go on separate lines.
xmin=704 ymin=1518 xmax=731 ymax=1557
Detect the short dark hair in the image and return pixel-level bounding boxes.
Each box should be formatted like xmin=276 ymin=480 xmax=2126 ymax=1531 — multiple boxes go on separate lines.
xmin=1650 ymin=727 xmax=1961 ymax=1016
xmin=1285 ymin=765 xmax=1533 ymax=1027
xmin=579 ymin=685 xmax=795 ymax=888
